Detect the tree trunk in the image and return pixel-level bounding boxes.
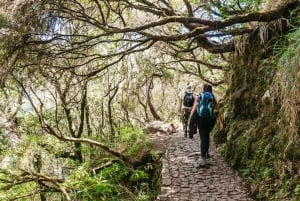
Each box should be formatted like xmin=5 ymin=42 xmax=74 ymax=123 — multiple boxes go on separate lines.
xmin=74 ymin=142 xmax=83 ymax=163
xmin=108 ymin=86 xmax=119 ymax=141
xmin=147 ymin=78 xmax=162 ymax=121
xmin=33 ymin=153 xmax=47 ymax=201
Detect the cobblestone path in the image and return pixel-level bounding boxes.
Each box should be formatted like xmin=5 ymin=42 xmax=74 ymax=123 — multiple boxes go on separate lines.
xmin=152 ymin=131 xmax=255 ymax=201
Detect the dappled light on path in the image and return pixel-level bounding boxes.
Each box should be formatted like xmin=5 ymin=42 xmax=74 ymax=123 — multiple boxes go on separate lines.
xmin=151 ymin=132 xmax=254 ymax=201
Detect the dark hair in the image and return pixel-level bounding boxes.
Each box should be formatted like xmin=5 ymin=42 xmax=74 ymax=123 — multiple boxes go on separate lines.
xmin=203 ymin=84 xmax=212 ymax=93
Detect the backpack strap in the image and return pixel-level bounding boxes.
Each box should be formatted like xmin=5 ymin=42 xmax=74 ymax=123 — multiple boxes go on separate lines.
xmin=199 ymin=93 xmax=204 ymax=102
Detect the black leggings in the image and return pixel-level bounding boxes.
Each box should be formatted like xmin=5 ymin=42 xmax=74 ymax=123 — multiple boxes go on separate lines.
xmin=188 ymin=112 xmax=197 ymax=137
xmin=196 ymin=116 xmax=216 ymax=158
xmin=182 ymin=108 xmax=191 ymax=134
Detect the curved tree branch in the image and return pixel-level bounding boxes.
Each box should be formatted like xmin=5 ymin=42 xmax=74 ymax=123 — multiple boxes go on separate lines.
xmin=146 ymin=77 xmax=162 ymax=121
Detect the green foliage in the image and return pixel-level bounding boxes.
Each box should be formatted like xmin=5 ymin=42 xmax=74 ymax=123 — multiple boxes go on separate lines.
xmin=240 ymin=168 xmax=251 ymax=178
xmin=275 ymin=27 xmax=300 ymax=138
xmin=65 ymin=163 xmax=124 ymax=200
xmin=62 ymin=160 xmax=155 ymax=201
xmin=294 ymin=184 xmax=300 ymax=196
xmin=94 ymin=182 xmax=114 ymax=195
xmin=100 ymin=162 xmax=129 ymax=183
xmin=136 ymin=191 xmax=150 ymax=201
xmin=0 ymin=132 xmax=9 ymax=153
xmin=0 ymin=14 xmax=10 ymax=28
xmin=0 ymin=179 xmax=37 ymax=201
xmin=260 ymin=167 xmax=273 ymax=180
xmin=119 ymin=126 xmax=146 ymax=143
xmin=222 ymin=15 xmax=300 ymax=201
xmin=161 ymin=69 xmax=174 ymax=79
xmin=129 ymin=170 xmax=149 ymax=183
xmin=216 ymin=0 xmax=263 ymax=18
xmin=278 ymin=27 xmax=300 ymax=87
xmin=117 ymin=126 xmax=153 ymax=159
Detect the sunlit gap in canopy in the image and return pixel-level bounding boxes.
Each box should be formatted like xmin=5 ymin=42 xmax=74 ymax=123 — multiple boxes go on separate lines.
xmin=218 ymin=0 xmax=265 ymax=11
xmin=38 ymin=12 xmax=73 ymax=43
xmin=193 ymin=5 xmax=234 ymax=44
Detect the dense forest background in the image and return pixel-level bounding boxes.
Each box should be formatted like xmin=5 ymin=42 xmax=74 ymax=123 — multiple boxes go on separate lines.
xmin=0 ymin=0 xmax=299 ymax=200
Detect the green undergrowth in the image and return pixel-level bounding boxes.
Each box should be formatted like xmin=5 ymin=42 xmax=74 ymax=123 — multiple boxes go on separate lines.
xmin=0 ymin=126 xmax=162 ymax=201
xmin=84 ymin=126 xmax=163 ymax=201
xmin=64 ymin=159 xmax=160 ymax=201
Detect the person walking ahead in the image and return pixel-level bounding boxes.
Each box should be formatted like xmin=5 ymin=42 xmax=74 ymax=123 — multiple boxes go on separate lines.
xmin=178 ymin=85 xmax=194 ymax=137
xmin=189 ymin=84 xmax=224 ymax=167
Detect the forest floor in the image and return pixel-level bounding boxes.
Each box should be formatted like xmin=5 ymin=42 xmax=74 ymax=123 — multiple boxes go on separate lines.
xmin=149 ymin=130 xmax=255 ymax=201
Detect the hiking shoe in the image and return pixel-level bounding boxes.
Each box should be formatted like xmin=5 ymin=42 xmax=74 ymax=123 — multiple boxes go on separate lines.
xmin=184 ymin=132 xmax=187 ymax=138
xmin=196 ymin=156 xmax=207 ymax=168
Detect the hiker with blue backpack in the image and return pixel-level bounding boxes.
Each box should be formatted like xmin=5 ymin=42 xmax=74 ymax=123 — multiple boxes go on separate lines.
xmin=189 ymin=84 xmax=224 ymax=167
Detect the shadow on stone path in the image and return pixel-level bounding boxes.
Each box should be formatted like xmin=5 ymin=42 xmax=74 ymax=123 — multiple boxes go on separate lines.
xmin=150 ymin=131 xmax=255 ymax=201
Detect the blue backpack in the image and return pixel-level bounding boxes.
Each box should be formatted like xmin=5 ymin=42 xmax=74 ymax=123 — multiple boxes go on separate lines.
xmin=197 ymin=92 xmax=216 ymax=119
